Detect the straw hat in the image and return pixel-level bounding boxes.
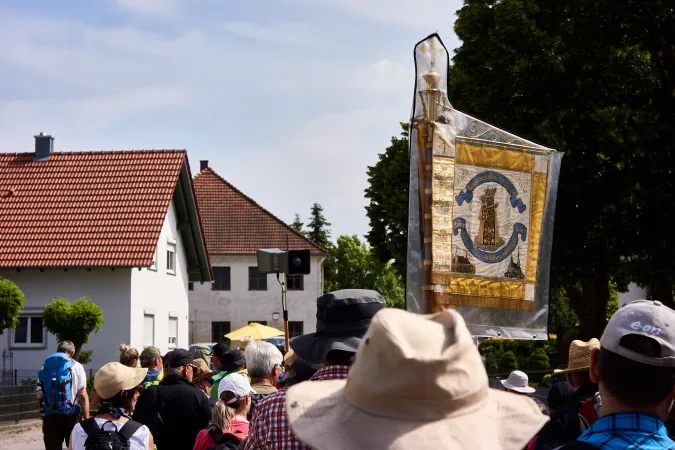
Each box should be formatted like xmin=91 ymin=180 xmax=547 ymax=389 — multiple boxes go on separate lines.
xmin=192 ymin=358 xmax=219 ymax=384
xmin=286 ymin=308 xmax=548 ymax=450
xmin=94 ymin=362 xmax=147 ymax=400
xmin=554 ymin=338 xmax=600 ymax=374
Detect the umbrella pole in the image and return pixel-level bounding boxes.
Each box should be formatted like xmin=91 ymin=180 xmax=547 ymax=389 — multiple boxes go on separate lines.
xmin=280 ymin=272 xmax=290 ymax=353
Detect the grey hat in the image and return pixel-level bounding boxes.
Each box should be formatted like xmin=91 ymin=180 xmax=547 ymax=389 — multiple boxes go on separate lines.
xmin=601 ymin=299 xmax=675 ymax=367
xmin=291 ymin=289 xmax=386 ymax=365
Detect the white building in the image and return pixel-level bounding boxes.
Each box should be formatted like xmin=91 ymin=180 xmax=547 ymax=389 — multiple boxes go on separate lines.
xmin=0 ymin=135 xmax=211 ymax=373
xmin=189 ymin=161 xmax=326 ymax=343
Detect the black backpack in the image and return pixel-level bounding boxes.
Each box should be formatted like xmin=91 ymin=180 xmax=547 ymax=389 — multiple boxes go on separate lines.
xmin=207 ymin=428 xmax=245 ymax=450
xmin=81 ymin=418 xmax=143 ymax=450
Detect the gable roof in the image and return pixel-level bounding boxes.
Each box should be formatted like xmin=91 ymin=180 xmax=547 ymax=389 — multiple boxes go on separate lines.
xmin=0 ymin=150 xmax=212 ymax=281
xmin=193 ymin=167 xmax=326 ymax=255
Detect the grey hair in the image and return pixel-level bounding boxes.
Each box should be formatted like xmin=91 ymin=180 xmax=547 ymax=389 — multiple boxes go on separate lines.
xmin=57 ymin=341 xmax=76 ymax=356
xmin=163 ymin=366 xmax=183 ymax=376
xmin=245 ymin=340 xmax=283 ymax=379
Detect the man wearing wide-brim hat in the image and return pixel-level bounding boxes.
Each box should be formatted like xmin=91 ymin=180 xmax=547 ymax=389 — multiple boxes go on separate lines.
xmin=244 ymin=289 xmax=386 ymax=450
xmin=285 ymin=308 xmax=549 ymax=450
xmin=532 ymin=338 xmax=601 ymax=450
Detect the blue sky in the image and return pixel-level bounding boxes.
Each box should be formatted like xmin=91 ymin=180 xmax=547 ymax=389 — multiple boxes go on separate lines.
xmin=0 ymin=0 xmax=462 ymax=239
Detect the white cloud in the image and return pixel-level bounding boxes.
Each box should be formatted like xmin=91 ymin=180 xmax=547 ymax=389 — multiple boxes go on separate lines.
xmin=311 ymin=0 xmax=463 ymax=28
xmin=348 ymin=59 xmax=412 ymax=91
xmin=115 ymin=0 xmax=181 ymax=18
xmin=222 ymin=21 xmax=307 ymax=43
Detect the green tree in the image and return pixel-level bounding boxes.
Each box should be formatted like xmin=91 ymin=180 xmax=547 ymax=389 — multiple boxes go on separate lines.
xmin=305 ymin=203 xmax=332 ymax=250
xmin=365 ymin=123 xmax=410 ymax=276
xmin=450 ymin=0 xmax=675 ymax=338
xmin=498 ymin=351 xmax=519 ymax=373
xmin=327 ymin=235 xmax=404 ymax=308
xmin=42 ymin=298 xmax=103 ymax=360
xmin=0 ymin=278 xmax=26 ymax=335
xmin=540 ymin=373 xmax=552 ymax=388
xmin=290 ymin=214 xmax=304 ymax=234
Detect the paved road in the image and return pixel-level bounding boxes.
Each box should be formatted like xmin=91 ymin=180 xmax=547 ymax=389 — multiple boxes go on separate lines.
xmin=0 ymin=421 xmax=46 ymax=450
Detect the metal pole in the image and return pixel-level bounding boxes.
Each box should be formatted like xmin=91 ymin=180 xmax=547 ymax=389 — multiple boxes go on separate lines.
xmin=280 ymin=273 xmax=290 ymax=354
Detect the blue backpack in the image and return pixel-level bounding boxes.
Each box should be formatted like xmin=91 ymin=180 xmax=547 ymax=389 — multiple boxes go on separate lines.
xmin=38 ymin=352 xmax=79 ymax=415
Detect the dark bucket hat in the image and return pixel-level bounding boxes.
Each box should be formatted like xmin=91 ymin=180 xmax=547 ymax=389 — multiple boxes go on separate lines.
xmin=290 ymin=289 xmax=386 ymax=365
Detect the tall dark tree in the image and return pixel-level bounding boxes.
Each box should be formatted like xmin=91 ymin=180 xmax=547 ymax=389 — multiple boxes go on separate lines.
xmin=449 ymin=0 xmax=675 ymax=338
xmin=305 ymin=203 xmax=332 ymax=250
xmin=290 ymin=213 xmax=304 ymax=234
xmin=365 ymin=123 xmax=410 ymax=276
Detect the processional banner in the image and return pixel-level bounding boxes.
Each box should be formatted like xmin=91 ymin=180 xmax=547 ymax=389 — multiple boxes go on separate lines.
xmin=406 ymin=34 xmax=563 ymax=339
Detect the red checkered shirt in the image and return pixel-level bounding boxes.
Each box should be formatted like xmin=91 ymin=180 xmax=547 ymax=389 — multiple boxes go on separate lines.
xmin=244 ymin=365 xmax=351 ymax=450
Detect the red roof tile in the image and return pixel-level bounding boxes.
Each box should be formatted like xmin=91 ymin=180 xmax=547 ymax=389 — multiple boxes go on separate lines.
xmin=193 ymin=168 xmax=326 ymax=254
xmin=0 ymin=150 xmax=186 ymax=268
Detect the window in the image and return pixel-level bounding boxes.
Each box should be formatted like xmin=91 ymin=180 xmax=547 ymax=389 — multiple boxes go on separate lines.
xmin=248 ymin=267 xmax=267 ymax=291
xmin=212 ymin=267 xmax=231 ymax=291
xmin=150 ymin=250 xmax=157 ymax=271
xmin=286 ymin=274 xmax=304 ymax=291
xmin=211 ymin=322 xmax=231 ymax=343
xmin=12 ymin=316 xmax=45 ymax=348
xmin=188 ymin=282 xmax=194 ymax=291
xmin=143 ymin=314 xmax=155 ymax=347
xmin=288 ymin=321 xmax=304 ymax=338
xmin=166 ymin=242 xmax=176 ymax=275
xmin=248 ymin=321 xmax=267 ymax=326
xmin=168 ymin=317 xmax=178 ymax=348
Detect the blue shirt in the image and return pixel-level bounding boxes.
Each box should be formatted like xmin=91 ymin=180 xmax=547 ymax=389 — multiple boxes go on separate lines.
xmin=144 ymin=369 xmax=162 ymax=383
xmin=577 ymin=412 xmax=675 ymax=449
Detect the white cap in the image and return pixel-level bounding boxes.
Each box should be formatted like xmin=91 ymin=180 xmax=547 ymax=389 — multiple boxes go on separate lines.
xmin=501 ymin=370 xmax=535 ymax=394
xmin=217 ymin=373 xmax=256 ymax=404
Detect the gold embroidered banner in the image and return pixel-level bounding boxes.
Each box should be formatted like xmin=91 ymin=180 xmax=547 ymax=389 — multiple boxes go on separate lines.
xmin=430 ymin=138 xmax=550 ymax=312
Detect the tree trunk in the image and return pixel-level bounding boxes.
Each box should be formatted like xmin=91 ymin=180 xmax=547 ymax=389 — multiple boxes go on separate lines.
xmin=567 ymin=275 xmax=611 ymax=341
xmin=652 ymin=278 xmax=674 ymax=309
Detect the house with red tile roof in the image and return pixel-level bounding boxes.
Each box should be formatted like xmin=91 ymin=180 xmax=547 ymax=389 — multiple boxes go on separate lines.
xmin=189 ymin=161 xmax=327 ymax=343
xmin=0 ymin=134 xmax=211 ymax=372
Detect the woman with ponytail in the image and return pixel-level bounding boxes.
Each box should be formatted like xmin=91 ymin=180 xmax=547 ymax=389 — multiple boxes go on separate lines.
xmin=193 ymin=373 xmax=254 ymax=450
xmin=119 ymin=344 xmax=139 ymax=368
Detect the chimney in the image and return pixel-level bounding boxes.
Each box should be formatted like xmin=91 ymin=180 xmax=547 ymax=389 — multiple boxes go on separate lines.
xmin=200 ymin=160 xmax=209 ymax=171
xmin=34 ymin=132 xmax=54 ymax=161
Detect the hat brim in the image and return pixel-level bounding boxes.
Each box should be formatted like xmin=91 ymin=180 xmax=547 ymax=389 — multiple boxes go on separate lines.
xmin=501 ymin=379 xmax=536 ymax=394
xmin=552 ymin=365 xmax=590 ymax=375
xmin=290 ymin=332 xmax=363 ymax=365
xmin=95 ymin=367 xmax=148 ymax=400
xmin=193 ymin=370 xmax=219 ymax=384
xmin=287 ymin=380 xmax=548 ymax=450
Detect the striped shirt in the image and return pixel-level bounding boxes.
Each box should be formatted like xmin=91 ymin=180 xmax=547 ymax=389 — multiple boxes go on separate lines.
xmin=577 ymin=412 xmax=675 ymax=449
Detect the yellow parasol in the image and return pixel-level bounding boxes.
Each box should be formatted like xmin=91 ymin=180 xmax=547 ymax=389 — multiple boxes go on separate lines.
xmin=225 ymin=322 xmax=284 ymax=341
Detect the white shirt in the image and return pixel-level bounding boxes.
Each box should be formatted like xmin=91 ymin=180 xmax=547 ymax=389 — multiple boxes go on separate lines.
xmin=70 ymin=418 xmax=150 ymax=450
xmin=70 ymin=360 xmax=87 ymax=404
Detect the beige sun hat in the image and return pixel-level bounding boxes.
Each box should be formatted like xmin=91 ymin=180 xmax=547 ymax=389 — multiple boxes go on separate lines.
xmin=553 ymin=338 xmax=600 ymax=374
xmin=286 ymin=308 xmax=548 ymax=450
xmin=94 ymin=362 xmax=147 ymax=400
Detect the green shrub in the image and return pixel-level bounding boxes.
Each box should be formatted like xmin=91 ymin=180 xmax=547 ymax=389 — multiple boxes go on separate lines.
xmin=529 ymin=348 xmax=550 ymax=370
xmin=499 ymin=351 xmax=519 ymax=373
xmin=86 ymin=374 xmax=96 ymax=394
xmin=78 ymin=349 xmax=93 ymax=365
xmin=540 ymin=373 xmax=552 ymax=388
xmin=0 ymin=278 xmax=26 ymax=335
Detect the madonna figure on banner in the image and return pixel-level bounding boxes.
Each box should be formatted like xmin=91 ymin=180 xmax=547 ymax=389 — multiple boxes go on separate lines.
xmin=476 ymin=187 xmax=504 ymax=251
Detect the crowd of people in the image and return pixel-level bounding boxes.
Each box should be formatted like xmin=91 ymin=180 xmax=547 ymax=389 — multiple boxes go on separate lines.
xmin=35 ymin=292 xmax=675 ymax=449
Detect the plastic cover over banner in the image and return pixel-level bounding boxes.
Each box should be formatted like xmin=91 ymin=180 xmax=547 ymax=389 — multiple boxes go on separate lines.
xmin=405 ymin=34 xmax=563 ymax=339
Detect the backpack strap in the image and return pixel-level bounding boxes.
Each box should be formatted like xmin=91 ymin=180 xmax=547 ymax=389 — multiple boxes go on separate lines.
xmin=118 ymin=420 xmax=143 ymax=441
xmin=80 ymin=418 xmax=100 ymax=436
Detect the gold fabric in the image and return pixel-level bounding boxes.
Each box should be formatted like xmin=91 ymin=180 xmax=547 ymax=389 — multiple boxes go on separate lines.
xmin=526 ymin=172 xmax=548 ymax=284
xmin=429 ymin=137 xmax=549 ymax=312
xmin=455 ymin=140 xmax=534 ymax=172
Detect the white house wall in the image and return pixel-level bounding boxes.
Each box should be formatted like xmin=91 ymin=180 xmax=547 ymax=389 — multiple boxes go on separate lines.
xmin=0 ymin=268 xmax=132 ymax=372
xmin=189 ymin=254 xmax=323 ymax=343
xmin=130 ymin=200 xmax=189 ymax=355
